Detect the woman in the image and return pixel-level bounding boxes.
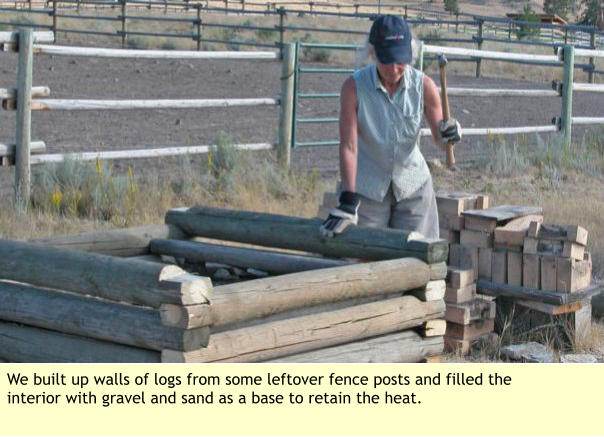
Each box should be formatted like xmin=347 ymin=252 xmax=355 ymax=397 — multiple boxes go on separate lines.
xmin=320 ymin=15 xmax=461 ymax=239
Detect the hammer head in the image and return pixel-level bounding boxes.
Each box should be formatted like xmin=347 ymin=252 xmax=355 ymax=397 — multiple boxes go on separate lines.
xmin=438 ymin=53 xmax=448 ymax=69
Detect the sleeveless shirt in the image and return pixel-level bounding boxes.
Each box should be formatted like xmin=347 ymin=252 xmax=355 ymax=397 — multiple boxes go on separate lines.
xmin=352 ymin=63 xmax=431 ymax=202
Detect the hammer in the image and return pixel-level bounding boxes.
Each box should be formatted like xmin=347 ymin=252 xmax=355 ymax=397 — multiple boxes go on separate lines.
xmin=438 ymin=53 xmax=456 ymax=171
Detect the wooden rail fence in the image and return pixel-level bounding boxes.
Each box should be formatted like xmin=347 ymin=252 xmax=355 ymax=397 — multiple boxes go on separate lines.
xmin=2 ymin=29 xmax=604 ymax=204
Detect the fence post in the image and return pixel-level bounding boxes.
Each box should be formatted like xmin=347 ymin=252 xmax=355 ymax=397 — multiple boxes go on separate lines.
xmin=560 ymin=45 xmax=574 ymax=148
xmin=15 ymin=28 xmax=34 ymax=213
xmin=278 ymin=43 xmax=295 ymax=169
xmin=588 ymin=29 xmax=596 ymax=84
xmin=52 ymin=0 xmax=57 ymax=42
xmin=196 ymin=4 xmax=202 ymax=51
xmin=121 ymin=0 xmax=127 ymax=48
xmin=404 ymin=5 xmax=407 ymax=19
xmin=475 ymin=19 xmax=483 ymax=78
xmin=278 ymin=7 xmax=285 ymax=58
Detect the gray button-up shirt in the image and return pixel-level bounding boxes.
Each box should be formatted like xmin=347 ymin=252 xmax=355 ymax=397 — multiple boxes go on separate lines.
xmin=353 ymin=63 xmax=430 ymax=202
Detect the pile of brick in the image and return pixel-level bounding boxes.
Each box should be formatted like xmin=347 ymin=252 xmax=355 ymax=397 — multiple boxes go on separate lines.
xmin=436 ymin=192 xmax=497 ymax=354
xmin=523 ymin=223 xmax=591 ymax=293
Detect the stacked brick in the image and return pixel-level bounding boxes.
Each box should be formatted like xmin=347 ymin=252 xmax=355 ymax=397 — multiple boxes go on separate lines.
xmin=523 ymin=223 xmax=591 ymax=293
xmin=436 ymin=192 xmax=496 ymax=354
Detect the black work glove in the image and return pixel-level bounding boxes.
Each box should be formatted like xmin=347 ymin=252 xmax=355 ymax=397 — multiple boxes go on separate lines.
xmin=438 ymin=118 xmax=462 ymax=144
xmin=319 ymin=191 xmax=361 ymax=238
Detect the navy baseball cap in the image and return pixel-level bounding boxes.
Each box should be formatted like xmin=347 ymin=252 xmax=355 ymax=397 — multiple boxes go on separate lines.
xmin=369 ymin=15 xmax=412 ymax=65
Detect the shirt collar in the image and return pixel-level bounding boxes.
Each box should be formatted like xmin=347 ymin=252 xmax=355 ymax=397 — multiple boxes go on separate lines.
xmin=371 ymin=63 xmax=408 ymax=96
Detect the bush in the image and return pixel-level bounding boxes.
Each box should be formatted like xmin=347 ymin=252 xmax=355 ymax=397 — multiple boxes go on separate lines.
xmin=444 ymin=0 xmax=460 ymax=14
xmin=31 ymin=157 xmax=137 ymax=225
xmin=126 ymin=36 xmax=150 ymax=49
xmin=516 ymin=4 xmax=541 ymax=40
xmin=255 ymin=27 xmax=277 ymax=42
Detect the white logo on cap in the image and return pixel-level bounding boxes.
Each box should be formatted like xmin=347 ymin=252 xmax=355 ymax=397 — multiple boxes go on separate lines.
xmin=385 ymin=33 xmax=405 ymax=41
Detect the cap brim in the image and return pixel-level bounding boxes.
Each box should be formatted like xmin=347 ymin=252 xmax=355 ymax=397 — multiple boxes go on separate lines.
xmin=375 ymin=44 xmax=412 ymax=65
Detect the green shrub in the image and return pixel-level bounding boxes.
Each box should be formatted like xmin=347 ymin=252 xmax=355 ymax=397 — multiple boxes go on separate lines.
xmin=126 ymin=36 xmax=150 ymax=49
xmin=161 ymin=39 xmax=178 ymax=50
xmin=31 ymin=157 xmax=137 ymax=225
xmin=516 ymin=4 xmax=541 ymax=40
xmin=255 ymin=27 xmax=277 ymax=42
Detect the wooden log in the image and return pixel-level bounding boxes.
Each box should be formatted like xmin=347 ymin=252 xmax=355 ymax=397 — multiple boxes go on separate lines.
xmin=0 ymin=240 xmax=211 ymax=307
xmin=0 ymin=281 xmax=209 ymax=351
xmin=149 ymin=238 xmax=351 ymax=274
xmin=445 ymin=283 xmax=476 ymax=304
xmin=0 ymin=86 xmax=50 ymax=99
xmin=422 ymin=319 xmax=447 ymax=337
xmin=410 ymin=280 xmax=445 ymax=301
xmin=429 ymin=262 xmax=448 ymax=280
xmin=33 ymin=44 xmax=279 ymax=59
xmin=165 ymin=207 xmax=448 ymax=263
xmin=476 ymin=280 xmax=601 ymax=305
xmin=265 ymin=330 xmax=444 ymax=363
xmin=30 ymin=224 xmax=187 ymax=256
xmin=162 ymin=296 xmax=445 ymax=363
xmin=494 ymin=215 xmax=543 ymax=246
xmin=209 ymin=258 xmax=431 ymax=327
xmin=160 ymin=304 xmax=213 ymax=330
xmin=0 ymin=321 xmax=160 ymax=363
xmin=30 ymin=98 xmax=279 ymax=111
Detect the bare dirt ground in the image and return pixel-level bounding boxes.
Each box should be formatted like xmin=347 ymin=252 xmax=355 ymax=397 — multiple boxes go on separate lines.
xmin=0 ymin=51 xmax=602 ymax=194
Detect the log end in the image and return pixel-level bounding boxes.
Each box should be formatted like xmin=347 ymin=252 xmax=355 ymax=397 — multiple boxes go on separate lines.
xmin=159 ymin=267 xmax=213 ymax=305
xmin=160 ymin=303 xmax=212 ymax=329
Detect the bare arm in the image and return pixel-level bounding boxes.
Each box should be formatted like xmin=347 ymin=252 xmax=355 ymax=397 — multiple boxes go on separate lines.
xmin=423 ymin=75 xmax=447 ymax=153
xmin=339 ymin=76 xmax=358 ymax=192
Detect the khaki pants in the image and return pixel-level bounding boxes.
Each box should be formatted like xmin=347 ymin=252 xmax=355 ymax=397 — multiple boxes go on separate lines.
xmin=356 ymin=178 xmax=439 ymax=239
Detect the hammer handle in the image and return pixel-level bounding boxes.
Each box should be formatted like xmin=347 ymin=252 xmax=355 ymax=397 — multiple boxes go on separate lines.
xmin=439 ymin=65 xmax=450 ymax=121
xmin=438 ymin=64 xmax=455 ymax=168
